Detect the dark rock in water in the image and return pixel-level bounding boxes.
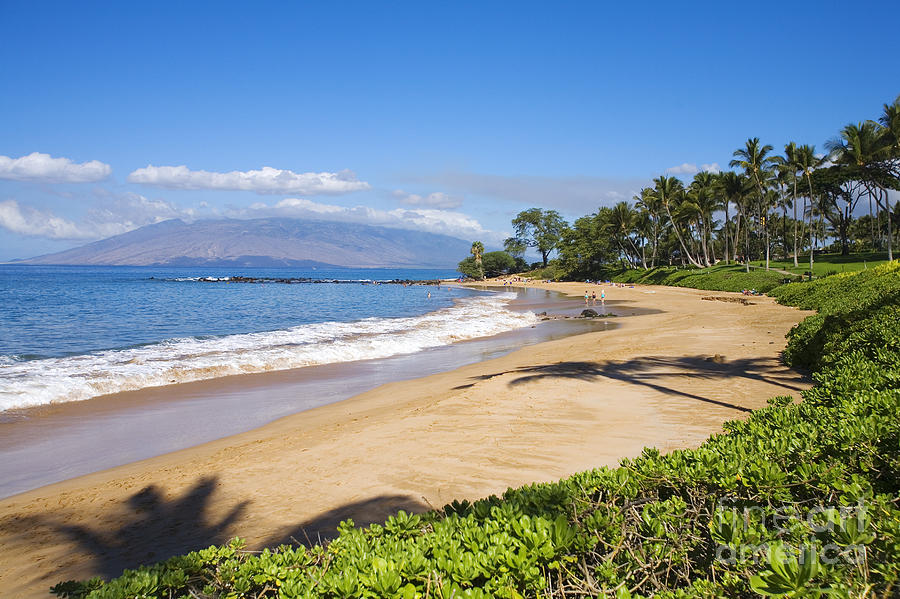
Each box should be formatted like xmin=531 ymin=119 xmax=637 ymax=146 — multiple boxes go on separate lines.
xmin=580 ymin=309 xmax=599 ymax=317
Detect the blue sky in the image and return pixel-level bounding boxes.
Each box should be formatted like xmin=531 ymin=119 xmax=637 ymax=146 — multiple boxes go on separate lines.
xmin=1 ymin=0 xmax=898 ymax=261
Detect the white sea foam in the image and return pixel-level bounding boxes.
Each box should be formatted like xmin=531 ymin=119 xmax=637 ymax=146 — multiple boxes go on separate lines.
xmin=0 ymin=293 xmax=537 ymax=411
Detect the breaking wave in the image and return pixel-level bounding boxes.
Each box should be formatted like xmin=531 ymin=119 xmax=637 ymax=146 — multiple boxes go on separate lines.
xmin=0 ymin=293 xmax=536 ymax=411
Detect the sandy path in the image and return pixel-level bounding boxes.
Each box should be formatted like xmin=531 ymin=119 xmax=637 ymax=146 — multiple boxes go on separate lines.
xmin=0 ymin=282 xmax=811 ymax=597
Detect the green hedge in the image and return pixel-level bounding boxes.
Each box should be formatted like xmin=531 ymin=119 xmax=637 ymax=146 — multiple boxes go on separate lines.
xmin=54 ymin=264 xmax=900 ymax=599
xmin=609 ymin=265 xmax=794 ymax=293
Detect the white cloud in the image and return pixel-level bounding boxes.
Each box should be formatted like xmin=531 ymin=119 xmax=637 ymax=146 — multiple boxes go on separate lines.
xmin=666 ymin=163 xmax=699 ymax=175
xmin=128 ymin=164 xmax=370 ymax=195
xmin=0 ymin=201 xmax=91 ymax=239
xmin=0 ymin=152 xmax=111 ymax=183
xmin=414 ymin=172 xmax=648 ymax=215
xmin=237 ymin=198 xmax=504 ymax=243
xmin=0 ymin=193 xmax=191 ymax=240
xmin=392 ymin=189 xmax=462 ymax=209
xmin=666 ymin=162 xmax=720 ymax=176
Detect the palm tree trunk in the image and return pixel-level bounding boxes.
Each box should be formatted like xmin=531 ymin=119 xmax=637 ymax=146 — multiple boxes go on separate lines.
xmin=869 ymin=194 xmax=876 ymax=250
xmin=782 ymin=202 xmax=788 ymax=261
xmin=724 ymin=200 xmax=730 ymax=265
xmin=805 ymin=172 xmax=816 ymax=276
xmin=792 ymin=179 xmax=799 ymax=268
xmin=881 ymin=186 xmax=893 ymax=261
xmin=745 ymin=210 xmax=751 ymax=273
xmin=663 ymin=202 xmax=703 ymax=267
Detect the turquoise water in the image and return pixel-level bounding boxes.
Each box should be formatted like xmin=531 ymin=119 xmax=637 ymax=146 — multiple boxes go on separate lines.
xmin=0 ymin=265 xmax=537 ymax=410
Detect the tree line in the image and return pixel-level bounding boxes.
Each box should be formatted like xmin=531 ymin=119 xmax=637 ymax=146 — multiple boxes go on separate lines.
xmin=461 ymin=95 xmax=900 ymax=280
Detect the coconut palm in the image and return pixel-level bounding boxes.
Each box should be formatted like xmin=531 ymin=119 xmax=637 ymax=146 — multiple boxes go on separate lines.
xmin=650 ymin=175 xmax=703 ymax=267
xmin=782 ymin=142 xmax=804 ymax=267
xmin=689 ymin=171 xmax=720 ymax=265
xmin=634 ymin=187 xmax=663 ymax=267
xmin=730 ymin=138 xmax=779 ymax=269
xmin=825 ymin=121 xmax=891 ymax=252
xmin=878 ymin=95 xmax=900 ymax=260
xmin=796 ymin=144 xmax=824 ymax=274
xmin=716 ymin=171 xmax=750 ymax=272
xmin=609 ymin=201 xmax=646 ymax=268
xmin=470 ymin=241 xmax=485 ymax=279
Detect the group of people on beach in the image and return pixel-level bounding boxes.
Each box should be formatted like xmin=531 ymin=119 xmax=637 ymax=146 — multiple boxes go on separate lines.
xmin=584 ymin=289 xmax=605 ymax=306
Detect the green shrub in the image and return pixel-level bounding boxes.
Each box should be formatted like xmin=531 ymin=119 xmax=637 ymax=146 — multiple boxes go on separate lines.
xmin=608 ymin=264 xmax=795 ymax=293
xmin=54 ymin=263 xmax=900 ymax=599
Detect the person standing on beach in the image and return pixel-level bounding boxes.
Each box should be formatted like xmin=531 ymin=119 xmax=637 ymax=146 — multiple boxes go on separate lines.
xmin=600 ymin=289 xmax=606 ymax=306
xmin=584 ymin=291 xmax=589 ymax=305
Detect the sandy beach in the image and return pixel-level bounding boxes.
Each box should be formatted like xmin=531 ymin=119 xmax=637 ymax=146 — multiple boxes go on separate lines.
xmin=0 ymin=282 xmax=812 ymax=598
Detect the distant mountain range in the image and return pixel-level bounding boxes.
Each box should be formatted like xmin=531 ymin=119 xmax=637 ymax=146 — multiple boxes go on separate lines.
xmin=16 ymin=218 xmax=473 ymax=268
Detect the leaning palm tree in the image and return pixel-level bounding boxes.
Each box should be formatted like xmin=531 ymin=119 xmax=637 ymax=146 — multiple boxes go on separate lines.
xmin=651 ymin=175 xmax=703 ymax=267
xmin=730 ymin=138 xmax=779 ymax=269
xmin=610 ymin=201 xmax=646 ymax=268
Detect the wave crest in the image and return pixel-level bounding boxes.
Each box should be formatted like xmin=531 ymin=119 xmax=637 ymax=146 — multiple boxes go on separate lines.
xmin=0 ymin=294 xmax=536 ymax=411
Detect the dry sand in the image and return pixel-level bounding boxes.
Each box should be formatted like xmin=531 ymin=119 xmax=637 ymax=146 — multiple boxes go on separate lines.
xmin=0 ymin=282 xmax=812 ymax=598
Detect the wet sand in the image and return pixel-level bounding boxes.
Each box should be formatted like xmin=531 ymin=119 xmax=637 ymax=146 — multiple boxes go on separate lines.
xmin=0 ymin=288 xmax=605 ymax=499
xmin=0 ymin=282 xmax=812 ymax=598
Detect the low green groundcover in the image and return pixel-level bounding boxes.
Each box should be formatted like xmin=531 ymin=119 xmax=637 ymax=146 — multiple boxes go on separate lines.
xmin=54 ymin=263 xmax=900 ymax=599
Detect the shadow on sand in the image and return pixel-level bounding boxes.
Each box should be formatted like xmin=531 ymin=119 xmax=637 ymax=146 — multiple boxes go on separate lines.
xmin=454 ymin=355 xmax=807 ymax=413
xmin=5 ymin=477 xmax=430 ymax=587
xmin=261 ymin=494 xmax=430 ymax=548
xmin=7 ymin=476 xmax=248 ymax=580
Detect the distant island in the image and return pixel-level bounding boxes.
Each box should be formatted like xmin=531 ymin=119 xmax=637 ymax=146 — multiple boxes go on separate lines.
xmin=13 ymin=218 xmax=473 ymax=268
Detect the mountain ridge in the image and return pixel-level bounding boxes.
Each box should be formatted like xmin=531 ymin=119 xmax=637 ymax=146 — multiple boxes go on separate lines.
xmin=17 ymin=218 xmax=472 ymax=268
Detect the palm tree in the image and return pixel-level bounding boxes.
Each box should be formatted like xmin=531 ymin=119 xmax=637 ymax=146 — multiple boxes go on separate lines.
xmin=689 ymin=171 xmax=720 ymax=266
xmin=825 ymin=121 xmax=890 ymax=253
xmin=650 ymin=176 xmax=703 ymax=267
xmin=730 ymin=138 xmax=779 ymax=269
xmin=796 ymin=144 xmax=823 ymax=274
xmin=470 ymin=241 xmax=484 ymax=279
xmin=717 ymin=171 xmax=752 ymax=271
xmin=878 ymin=95 xmax=900 ymax=260
xmin=772 ymin=155 xmax=794 ymax=262
xmin=782 ymin=142 xmax=804 ymax=267
xmin=609 ymin=201 xmax=646 ymax=268
xmin=635 ymin=188 xmax=663 ymax=267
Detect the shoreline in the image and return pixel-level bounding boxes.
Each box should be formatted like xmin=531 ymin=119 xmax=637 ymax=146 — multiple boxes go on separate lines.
xmin=0 ymin=287 xmax=601 ymax=499
xmin=0 ymin=282 xmax=813 ymax=597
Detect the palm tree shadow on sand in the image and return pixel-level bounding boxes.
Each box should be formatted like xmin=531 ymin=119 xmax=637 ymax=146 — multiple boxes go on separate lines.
xmin=16 ymin=476 xmax=248 ymax=579
xmin=9 ymin=476 xmax=432 ymax=587
xmin=455 ymin=355 xmax=808 ymax=413
xmin=261 ymin=494 xmax=431 ymax=549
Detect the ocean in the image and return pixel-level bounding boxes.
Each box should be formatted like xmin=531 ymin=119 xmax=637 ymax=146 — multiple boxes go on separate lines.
xmin=0 ymin=265 xmax=538 ymax=413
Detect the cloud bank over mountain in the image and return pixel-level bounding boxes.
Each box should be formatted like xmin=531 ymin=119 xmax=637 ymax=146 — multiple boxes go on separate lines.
xmin=19 ymin=218 xmax=473 ymax=268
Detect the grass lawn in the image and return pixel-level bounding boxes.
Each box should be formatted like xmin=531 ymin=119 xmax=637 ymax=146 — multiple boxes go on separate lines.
xmin=747 ymin=251 xmax=893 ymax=276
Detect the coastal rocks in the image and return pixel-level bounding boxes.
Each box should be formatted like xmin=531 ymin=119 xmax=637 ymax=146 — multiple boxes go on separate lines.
xmin=701 ymin=296 xmax=756 ymax=306
xmin=578 ymin=309 xmax=615 ymax=318
xmin=151 ymin=276 xmax=445 ymax=286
